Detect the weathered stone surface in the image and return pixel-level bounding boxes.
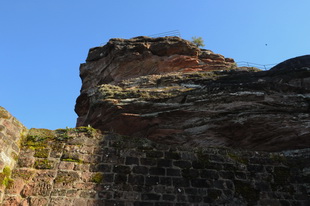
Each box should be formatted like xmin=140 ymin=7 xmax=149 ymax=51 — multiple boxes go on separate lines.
xmin=75 ymin=36 xmax=235 ymax=116
xmin=75 ymin=38 xmax=310 ymax=152
xmin=1 ymin=129 xmax=308 ymax=205
xmin=1 ymin=37 xmax=310 ymax=206
xmin=0 ymin=107 xmax=28 ymax=203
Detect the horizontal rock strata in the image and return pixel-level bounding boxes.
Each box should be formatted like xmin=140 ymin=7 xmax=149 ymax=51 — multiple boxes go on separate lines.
xmin=76 ymin=37 xmax=310 ymax=152
xmin=76 ymin=36 xmax=310 ymax=152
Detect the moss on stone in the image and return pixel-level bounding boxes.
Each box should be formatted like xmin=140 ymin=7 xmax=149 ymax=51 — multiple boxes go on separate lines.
xmin=227 ymin=152 xmax=248 ymax=164
xmin=12 ymin=169 xmax=35 ymax=182
xmin=0 ymin=166 xmax=13 ymax=188
xmin=0 ymin=107 xmax=10 ymax=119
xmin=91 ymin=172 xmax=104 ymax=183
xmin=55 ymin=126 xmax=98 ymax=140
xmin=54 ymin=172 xmax=79 ymax=184
xmin=34 ymin=159 xmax=54 ymax=169
xmin=34 ymin=148 xmax=50 ymax=158
xmin=74 ymin=126 xmax=97 ymax=137
xmin=54 ymin=128 xmax=71 ymax=141
xmin=28 ymin=128 xmax=55 ymax=140
xmin=23 ymin=129 xmax=53 ymax=149
xmin=61 ymin=158 xmax=83 ymax=164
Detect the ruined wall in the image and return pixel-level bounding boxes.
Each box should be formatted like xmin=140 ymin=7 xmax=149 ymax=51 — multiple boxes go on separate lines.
xmin=2 ymin=128 xmax=309 ymax=206
xmin=0 ymin=107 xmax=27 ymax=203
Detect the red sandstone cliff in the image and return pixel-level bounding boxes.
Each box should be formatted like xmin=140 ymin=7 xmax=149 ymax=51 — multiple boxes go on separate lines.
xmin=75 ymin=36 xmax=310 ymax=152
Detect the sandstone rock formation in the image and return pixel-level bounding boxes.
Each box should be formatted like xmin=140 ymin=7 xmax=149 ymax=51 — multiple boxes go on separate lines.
xmin=75 ymin=36 xmax=310 ymax=152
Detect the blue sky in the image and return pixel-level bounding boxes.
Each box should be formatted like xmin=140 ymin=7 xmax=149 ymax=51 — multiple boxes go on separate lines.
xmin=1 ymin=0 xmax=309 ymax=129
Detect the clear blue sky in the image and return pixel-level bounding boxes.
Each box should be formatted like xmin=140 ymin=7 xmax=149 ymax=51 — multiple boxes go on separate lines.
xmin=1 ymin=0 xmax=309 ymax=130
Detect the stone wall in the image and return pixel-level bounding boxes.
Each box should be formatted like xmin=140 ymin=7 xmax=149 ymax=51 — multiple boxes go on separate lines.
xmin=2 ymin=128 xmax=309 ymax=206
xmin=0 ymin=107 xmax=27 ymax=203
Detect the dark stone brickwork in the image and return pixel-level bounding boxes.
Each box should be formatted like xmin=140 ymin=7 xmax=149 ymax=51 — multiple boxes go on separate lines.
xmin=1 ymin=129 xmax=310 ymax=205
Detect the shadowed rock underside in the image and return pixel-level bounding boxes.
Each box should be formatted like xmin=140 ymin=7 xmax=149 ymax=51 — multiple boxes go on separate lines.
xmin=75 ymin=37 xmax=310 ymax=152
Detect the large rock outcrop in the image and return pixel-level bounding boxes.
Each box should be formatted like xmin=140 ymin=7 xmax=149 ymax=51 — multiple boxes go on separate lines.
xmin=75 ymin=36 xmax=310 ymax=152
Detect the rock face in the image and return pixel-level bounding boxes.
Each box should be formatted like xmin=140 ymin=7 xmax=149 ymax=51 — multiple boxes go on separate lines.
xmin=79 ymin=36 xmax=235 ymax=91
xmin=75 ymin=37 xmax=310 ymax=152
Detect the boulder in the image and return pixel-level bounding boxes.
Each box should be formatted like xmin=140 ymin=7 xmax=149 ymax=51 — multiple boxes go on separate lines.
xmin=75 ymin=37 xmax=310 ymax=152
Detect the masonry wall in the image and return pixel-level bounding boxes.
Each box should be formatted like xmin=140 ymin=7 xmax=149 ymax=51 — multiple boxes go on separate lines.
xmin=0 ymin=107 xmax=27 ymax=203
xmin=1 ymin=128 xmax=310 ymax=206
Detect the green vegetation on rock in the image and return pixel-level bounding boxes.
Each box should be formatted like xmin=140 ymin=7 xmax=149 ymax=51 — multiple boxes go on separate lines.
xmin=91 ymin=172 xmax=104 ymax=183
xmin=0 ymin=107 xmax=10 ymax=119
xmin=34 ymin=148 xmax=50 ymax=158
xmin=61 ymin=158 xmax=83 ymax=164
xmin=0 ymin=166 xmax=13 ymax=188
xmin=12 ymin=169 xmax=35 ymax=182
xmin=191 ymin=36 xmax=205 ymax=48
xmin=227 ymin=152 xmax=248 ymax=164
xmin=34 ymin=159 xmax=54 ymax=169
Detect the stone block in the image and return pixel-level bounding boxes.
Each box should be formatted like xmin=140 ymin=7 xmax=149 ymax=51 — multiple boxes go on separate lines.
xmin=113 ymin=165 xmax=131 ymax=174
xmin=162 ymin=194 xmax=176 ymax=201
xmin=123 ymin=191 xmax=140 ymax=200
xmin=114 ymin=174 xmax=128 ymax=184
xmin=18 ymin=156 xmax=35 ymax=168
xmin=80 ymin=190 xmax=97 ymax=198
xmin=5 ymin=178 xmax=24 ymax=194
xmin=128 ymin=175 xmax=144 ymax=186
xmin=74 ymin=182 xmax=96 ymax=190
xmin=173 ymin=178 xmax=190 ymax=187
xmin=219 ymin=171 xmax=235 ymax=179
xmin=33 ymin=159 xmax=55 ymax=169
xmin=159 ymin=177 xmax=172 ymax=186
xmin=29 ymin=197 xmax=48 ymax=206
xmin=157 ymin=159 xmax=172 ymax=167
xmin=190 ymin=179 xmax=211 ymax=188
xmin=192 ymin=160 xmax=206 ymax=169
xmin=49 ymin=197 xmax=72 ymax=206
xmin=73 ymin=198 xmax=88 ymax=205
xmin=145 ymin=176 xmax=159 ymax=186
xmin=181 ymin=169 xmax=199 ymax=179
xmin=166 ymin=168 xmax=181 ymax=177
xmin=103 ymin=174 xmax=114 ymax=183
xmin=58 ymin=162 xmax=75 ymax=170
xmin=104 ymin=200 xmax=125 ymax=206
xmin=87 ymin=199 xmax=106 ymax=206
xmin=54 ymin=171 xmax=80 ymax=189
xmin=66 ymin=189 xmax=79 ymax=197
xmin=21 ymin=182 xmax=52 ymax=197
xmin=133 ymin=166 xmax=148 ymax=174
xmin=12 ymin=168 xmax=35 ymax=182
xmin=149 ymin=167 xmax=165 ymax=176
xmin=200 ymin=169 xmax=219 ymax=179
xmin=132 ymin=185 xmax=153 ymax=193
xmin=145 ymin=151 xmax=163 ymax=158
xmin=173 ymin=160 xmax=192 ymax=169
xmin=125 ymin=157 xmax=139 ymax=165
xmin=95 ymin=163 xmax=112 ymax=172
xmin=165 ymin=152 xmax=181 ymax=160
xmin=141 ymin=193 xmax=161 ymax=201
xmin=188 ymin=195 xmax=203 ymax=203
xmin=140 ymin=158 xmax=156 ymax=166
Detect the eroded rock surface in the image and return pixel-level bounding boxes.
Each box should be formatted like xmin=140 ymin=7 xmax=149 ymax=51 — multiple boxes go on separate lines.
xmin=75 ymin=37 xmax=310 ymax=152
